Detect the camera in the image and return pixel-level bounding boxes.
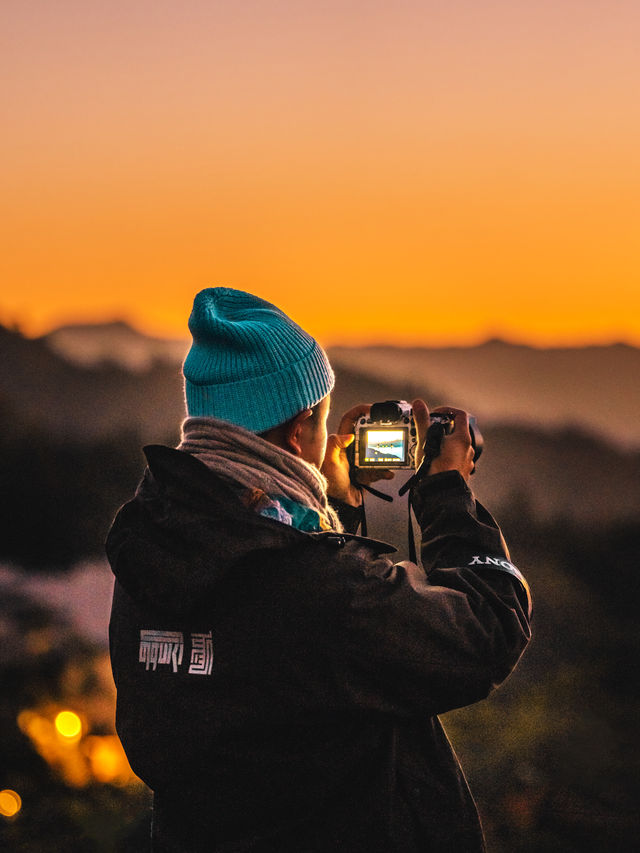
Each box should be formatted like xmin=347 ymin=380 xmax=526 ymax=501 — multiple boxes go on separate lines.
xmin=353 ymin=400 xmax=482 ymax=469
xmin=354 ymin=401 xmax=416 ymax=469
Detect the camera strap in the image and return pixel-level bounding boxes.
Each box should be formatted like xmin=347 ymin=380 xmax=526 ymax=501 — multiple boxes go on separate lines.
xmin=356 ymin=483 xmax=393 ymax=537
xmin=407 ymin=499 xmax=417 ymax=563
xmin=398 ymin=421 xmax=447 ymax=498
xmin=400 ymin=421 xmax=448 ymax=562
xmin=346 ymin=440 xmax=394 ymax=536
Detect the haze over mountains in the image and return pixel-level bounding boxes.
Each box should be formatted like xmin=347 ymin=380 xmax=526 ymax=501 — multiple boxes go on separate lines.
xmin=1 ymin=324 xmax=184 ymax=445
xmin=2 ymin=320 xmax=639 ymax=535
xmin=44 ymin=321 xmax=189 ymax=372
xmin=330 ymin=342 xmax=640 ymax=451
xmin=39 ymin=320 xmax=640 ymax=450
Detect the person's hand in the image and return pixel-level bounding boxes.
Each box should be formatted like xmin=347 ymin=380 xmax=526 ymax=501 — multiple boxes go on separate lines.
xmin=321 ymin=404 xmax=395 ymax=507
xmin=412 ymin=399 xmax=475 ymax=481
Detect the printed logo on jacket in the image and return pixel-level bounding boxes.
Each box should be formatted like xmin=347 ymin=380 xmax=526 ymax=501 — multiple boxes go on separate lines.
xmin=468 ymin=555 xmax=518 ymax=571
xmin=138 ymin=630 xmax=214 ymax=675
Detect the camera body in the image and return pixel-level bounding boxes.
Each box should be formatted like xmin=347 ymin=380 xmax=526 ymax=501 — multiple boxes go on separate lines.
xmin=354 ymin=400 xmax=418 ymax=469
xmin=354 ymin=400 xmax=480 ymax=469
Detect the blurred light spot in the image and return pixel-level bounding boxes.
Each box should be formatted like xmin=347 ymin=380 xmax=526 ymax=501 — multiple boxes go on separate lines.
xmin=0 ymin=789 xmax=22 ymax=818
xmin=19 ymin=708 xmax=89 ymax=787
xmin=83 ymin=735 xmax=133 ymax=784
xmin=18 ymin=706 xmax=140 ymax=788
xmin=55 ymin=710 xmax=82 ymax=740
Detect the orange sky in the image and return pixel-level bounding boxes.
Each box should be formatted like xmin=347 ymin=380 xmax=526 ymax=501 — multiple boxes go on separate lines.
xmin=2 ymin=0 xmax=639 ymax=347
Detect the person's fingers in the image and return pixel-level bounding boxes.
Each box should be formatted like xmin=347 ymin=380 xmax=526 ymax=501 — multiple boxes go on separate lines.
xmin=337 ymin=404 xmax=371 ymax=437
xmin=431 ymin=406 xmax=471 ymax=442
xmin=411 ymin=398 xmax=430 ymax=441
xmin=411 ymin=398 xmax=430 ymax=467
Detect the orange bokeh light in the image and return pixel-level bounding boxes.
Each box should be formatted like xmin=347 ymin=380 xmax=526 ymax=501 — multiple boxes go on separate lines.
xmin=55 ymin=710 xmax=83 ymax=740
xmin=0 ymin=790 xmax=22 ymax=818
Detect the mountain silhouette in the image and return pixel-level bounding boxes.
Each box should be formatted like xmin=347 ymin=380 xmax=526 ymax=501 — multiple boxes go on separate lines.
xmin=2 ymin=322 xmax=639 ymax=529
xmin=36 ymin=321 xmax=640 ymax=449
xmin=329 ymin=341 xmax=640 ymax=451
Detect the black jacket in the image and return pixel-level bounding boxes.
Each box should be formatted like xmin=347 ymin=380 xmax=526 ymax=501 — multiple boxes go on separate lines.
xmin=107 ymin=445 xmax=531 ymax=853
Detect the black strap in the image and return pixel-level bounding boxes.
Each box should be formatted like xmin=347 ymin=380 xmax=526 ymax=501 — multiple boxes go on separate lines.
xmin=408 ymin=496 xmax=417 ymax=563
xmin=361 ymin=490 xmax=367 ymax=537
xmin=356 ymin=483 xmax=393 ymax=537
xmin=400 ymin=421 xmax=449 ymax=561
xmin=347 ymin=436 xmax=394 ymax=537
xmin=359 ymin=483 xmax=394 ymax=502
xmin=398 ymin=421 xmax=447 ymax=497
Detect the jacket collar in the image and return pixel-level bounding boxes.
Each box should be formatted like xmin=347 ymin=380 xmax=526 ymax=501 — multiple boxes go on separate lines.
xmin=144 ymin=444 xmax=396 ymax=555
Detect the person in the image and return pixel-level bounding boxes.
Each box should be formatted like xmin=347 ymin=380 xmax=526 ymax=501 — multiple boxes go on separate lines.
xmin=107 ymin=287 xmax=531 ymax=852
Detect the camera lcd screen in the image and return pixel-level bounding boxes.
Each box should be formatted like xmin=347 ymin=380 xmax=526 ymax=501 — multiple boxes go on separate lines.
xmin=359 ymin=428 xmax=408 ymax=466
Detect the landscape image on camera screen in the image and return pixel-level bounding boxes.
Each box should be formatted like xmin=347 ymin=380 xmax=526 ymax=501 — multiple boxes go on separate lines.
xmin=364 ymin=429 xmax=406 ymax=463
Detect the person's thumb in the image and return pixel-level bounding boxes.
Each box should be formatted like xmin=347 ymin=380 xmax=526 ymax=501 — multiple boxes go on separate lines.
xmin=325 ymin=433 xmax=353 ymax=463
xmin=335 ymin=433 xmax=355 ymax=449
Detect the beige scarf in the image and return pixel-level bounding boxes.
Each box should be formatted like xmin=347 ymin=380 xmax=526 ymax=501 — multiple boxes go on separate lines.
xmin=178 ymin=417 xmax=342 ymax=532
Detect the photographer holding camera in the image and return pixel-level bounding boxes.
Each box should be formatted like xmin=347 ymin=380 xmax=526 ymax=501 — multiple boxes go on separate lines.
xmin=108 ymin=288 xmax=531 ymax=852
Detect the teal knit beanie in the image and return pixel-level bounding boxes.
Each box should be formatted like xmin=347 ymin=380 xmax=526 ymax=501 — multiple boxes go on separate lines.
xmin=183 ymin=288 xmax=335 ymax=433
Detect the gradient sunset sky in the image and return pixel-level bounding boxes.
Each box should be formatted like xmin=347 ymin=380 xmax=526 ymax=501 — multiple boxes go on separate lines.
xmin=2 ymin=0 xmax=638 ymax=346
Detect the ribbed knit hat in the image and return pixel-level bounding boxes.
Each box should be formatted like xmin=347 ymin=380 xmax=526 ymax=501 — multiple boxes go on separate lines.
xmin=183 ymin=288 xmax=335 ymax=433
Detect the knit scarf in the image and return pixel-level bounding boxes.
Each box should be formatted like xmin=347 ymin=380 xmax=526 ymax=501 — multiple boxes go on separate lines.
xmin=178 ymin=417 xmax=342 ymax=533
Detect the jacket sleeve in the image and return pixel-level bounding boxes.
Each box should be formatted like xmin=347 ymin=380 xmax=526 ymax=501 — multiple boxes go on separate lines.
xmin=316 ymin=472 xmax=532 ymax=718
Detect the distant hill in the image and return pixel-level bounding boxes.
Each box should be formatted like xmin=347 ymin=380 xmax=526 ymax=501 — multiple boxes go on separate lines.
xmin=0 ymin=325 xmax=183 ymax=444
xmin=38 ymin=322 xmax=640 ymax=449
xmin=42 ymin=320 xmax=189 ymax=371
xmin=2 ymin=322 xmax=639 ymax=530
xmin=328 ymin=341 xmax=640 ymax=451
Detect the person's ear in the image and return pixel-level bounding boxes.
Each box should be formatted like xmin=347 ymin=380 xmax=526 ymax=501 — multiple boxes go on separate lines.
xmin=283 ymin=408 xmax=313 ymax=456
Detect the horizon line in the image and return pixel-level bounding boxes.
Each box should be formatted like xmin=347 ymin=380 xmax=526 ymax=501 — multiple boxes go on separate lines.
xmin=2 ymin=313 xmax=639 ymax=352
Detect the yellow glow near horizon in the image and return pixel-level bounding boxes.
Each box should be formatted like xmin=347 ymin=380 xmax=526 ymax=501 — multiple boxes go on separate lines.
xmin=2 ymin=1 xmax=639 ymax=348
